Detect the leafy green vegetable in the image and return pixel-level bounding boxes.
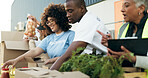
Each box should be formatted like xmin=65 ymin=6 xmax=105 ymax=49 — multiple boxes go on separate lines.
xmin=59 ymin=47 xmax=133 ymax=78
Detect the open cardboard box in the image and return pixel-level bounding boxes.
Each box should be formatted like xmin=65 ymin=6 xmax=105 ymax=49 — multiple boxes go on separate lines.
xmin=15 ymin=67 xmax=90 ymax=78
xmin=0 ymin=31 xmax=50 ymax=68
xmin=25 ymin=57 xmax=53 ymax=69
xmin=0 ymin=31 xmax=29 ymax=68
xmin=15 ymin=67 xmax=51 ymax=78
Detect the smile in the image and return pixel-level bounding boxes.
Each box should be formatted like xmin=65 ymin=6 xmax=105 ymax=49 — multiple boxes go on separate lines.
xmin=50 ymin=25 xmax=54 ymax=30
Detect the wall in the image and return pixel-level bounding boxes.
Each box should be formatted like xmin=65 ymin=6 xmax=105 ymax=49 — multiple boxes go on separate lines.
xmin=87 ymin=0 xmax=124 ymax=38
xmin=11 ymin=0 xmax=66 ymax=31
xmin=87 ymin=0 xmax=120 ymax=30
xmin=11 ymin=0 xmax=103 ymax=31
xmin=114 ymin=0 xmax=123 ymax=38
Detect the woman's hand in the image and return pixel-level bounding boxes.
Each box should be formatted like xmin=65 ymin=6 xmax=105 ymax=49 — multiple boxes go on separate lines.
xmin=44 ymin=57 xmax=60 ymax=65
xmin=2 ymin=59 xmax=18 ymax=68
xmin=97 ymin=30 xmax=112 ymax=47
xmin=107 ymin=46 xmax=136 ymax=63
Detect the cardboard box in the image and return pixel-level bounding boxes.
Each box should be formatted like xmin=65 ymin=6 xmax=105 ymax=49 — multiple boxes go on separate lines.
xmin=40 ymin=53 xmax=50 ymax=61
xmin=25 ymin=57 xmax=53 ymax=69
xmin=15 ymin=67 xmax=90 ymax=78
xmin=61 ymin=71 xmax=90 ymax=78
xmin=1 ymin=31 xmax=24 ymax=42
xmin=15 ymin=67 xmax=51 ymax=78
xmin=0 ymin=31 xmax=51 ymax=68
xmin=0 ymin=31 xmax=29 ymax=68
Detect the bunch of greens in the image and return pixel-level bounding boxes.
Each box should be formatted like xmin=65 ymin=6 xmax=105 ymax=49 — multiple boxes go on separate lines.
xmin=59 ymin=47 xmax=133 ymax=78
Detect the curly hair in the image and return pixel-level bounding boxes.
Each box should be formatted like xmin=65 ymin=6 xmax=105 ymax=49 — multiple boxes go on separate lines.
xmin=41 ymin=4 xmax=71 ymax=33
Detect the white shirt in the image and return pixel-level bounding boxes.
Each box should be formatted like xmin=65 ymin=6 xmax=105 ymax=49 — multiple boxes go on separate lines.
xmin=135 ymin=56 xmax=148 ymax=69
xmin=73 ymin=11 xmax=109 ymax=54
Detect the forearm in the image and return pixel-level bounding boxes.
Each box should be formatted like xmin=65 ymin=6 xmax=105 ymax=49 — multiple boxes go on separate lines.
xmin=50 ymin=55 xmax=70 ymax=70
xmin=15 ymin=48 xmax=42 ymax=62
xmin=50 ymin=41 xmax=88 ymax=70
xmin=52 ymin=57 xmax=60 ymax=62
xmin=50 ymin=44 xmax=74 ymax=70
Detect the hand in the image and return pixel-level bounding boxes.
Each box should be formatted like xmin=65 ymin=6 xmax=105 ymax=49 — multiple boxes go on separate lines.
xmin=2 ymin=59 xmax=18 ymax=68
xmin=44 ymin=57 xmax=59 ymax=65
xmin=107 ymin=46 xmax=136 ymax=63
xmin=97 ymin=30 xmax=112 ymax=47
xmin=44 ymin=59 xmax=54 ymax=65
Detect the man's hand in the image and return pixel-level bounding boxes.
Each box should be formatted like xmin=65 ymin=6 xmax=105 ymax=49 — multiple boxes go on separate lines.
xmin=44 ymin=57 xmax=60 ymax=65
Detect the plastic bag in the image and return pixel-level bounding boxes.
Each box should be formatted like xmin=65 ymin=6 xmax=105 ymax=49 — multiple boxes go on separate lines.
xmin=24 ymin=14 xmax=37 ymax=40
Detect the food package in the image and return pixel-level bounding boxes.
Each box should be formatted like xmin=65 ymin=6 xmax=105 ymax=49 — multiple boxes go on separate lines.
xmin=24 ymin=14 xmax=37 ymax=40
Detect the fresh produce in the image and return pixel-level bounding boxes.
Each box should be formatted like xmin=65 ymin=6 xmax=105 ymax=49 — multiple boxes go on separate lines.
xmin=24 ymin=14 xmax=37 ymax=40
xmin=59 ymin=47 xmax=133 ymax=78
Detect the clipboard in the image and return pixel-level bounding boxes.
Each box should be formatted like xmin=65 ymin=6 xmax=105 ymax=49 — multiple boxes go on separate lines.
xmin=108 ymin=38 xmax=148 ymax=56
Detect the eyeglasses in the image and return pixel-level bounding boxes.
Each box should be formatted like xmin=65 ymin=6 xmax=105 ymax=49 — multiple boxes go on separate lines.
xmin=46 ymin=19 xmax=55 ymax=26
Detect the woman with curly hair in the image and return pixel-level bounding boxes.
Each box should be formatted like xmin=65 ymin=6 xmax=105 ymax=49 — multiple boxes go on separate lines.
xmin=2 ymin=4 xmax=75 ymax=68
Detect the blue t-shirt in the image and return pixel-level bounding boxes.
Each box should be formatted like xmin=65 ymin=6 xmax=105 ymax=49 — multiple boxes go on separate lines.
xmin=38 ymin=30 xmax=75 ymax=58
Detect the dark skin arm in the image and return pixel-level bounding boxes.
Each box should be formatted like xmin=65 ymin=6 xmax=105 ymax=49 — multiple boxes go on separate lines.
xmin=50 ymin=41 xmax=88 ymax=70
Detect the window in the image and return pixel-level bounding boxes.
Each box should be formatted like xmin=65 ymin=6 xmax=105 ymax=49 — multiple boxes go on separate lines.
xmin=85 ymin=0 xmax=103 ymax=6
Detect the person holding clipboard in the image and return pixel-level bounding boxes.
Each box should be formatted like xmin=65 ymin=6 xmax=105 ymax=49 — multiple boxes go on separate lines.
xmin=98 ymin=0 xmax=148 ymax=68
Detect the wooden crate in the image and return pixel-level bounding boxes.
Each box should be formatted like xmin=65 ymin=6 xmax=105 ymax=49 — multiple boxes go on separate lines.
xmin=123 ymin=67 xmax=147 ymax=78
xmin=123 ymin=67 xmax=142 ymax=73
xmin=124 ymin=72 xmax=147 ymax=78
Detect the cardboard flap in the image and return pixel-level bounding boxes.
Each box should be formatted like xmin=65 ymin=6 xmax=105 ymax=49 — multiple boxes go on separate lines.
xmin=17 ymin=67 xmax=50 ymax=77
xmin=16 ymin=68 xmax=89 ymax=78
xmin=34 ymin=70 xmax=49 ymax=76
xmin=1 ymin=31 xmax=24 ymax=42
xmin=18 ymin=68 xmax=32 ymax=71
xmin=5 ymin=41 xmax=29 ymax=50
xmin=48 ymin=70 xmax=63 ymax=77
xmin=30 ymin=67 xmax=49 ymax=76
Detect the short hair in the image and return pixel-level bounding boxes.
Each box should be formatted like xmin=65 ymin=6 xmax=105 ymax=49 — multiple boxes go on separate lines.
xmin=133 ymin=0 xmax=148 ymax=11
xmin=66 ymin=0 xmax=86 ymax=8
xmin=40 ymin=4 xmax=71 ymax=33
